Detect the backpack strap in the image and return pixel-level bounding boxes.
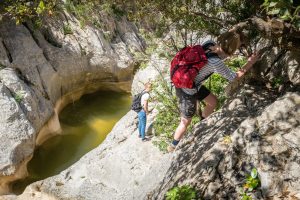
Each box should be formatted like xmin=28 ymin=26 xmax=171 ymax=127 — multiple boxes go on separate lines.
xmin=140 ymin=90 xmax=150 ymax=99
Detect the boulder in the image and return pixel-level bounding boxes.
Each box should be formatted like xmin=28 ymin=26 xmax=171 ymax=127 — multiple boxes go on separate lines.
xmin=150 ymin=88 xmax=300 ymax=200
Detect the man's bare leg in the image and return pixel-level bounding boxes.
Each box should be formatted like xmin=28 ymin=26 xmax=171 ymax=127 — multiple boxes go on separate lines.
xmin=202 ymin=93 xmax=217 ymax=118
xmin=168 ymin=117 xmax=192 ymax=152
xmin=174 ymin=117 xmax=192 ymax=140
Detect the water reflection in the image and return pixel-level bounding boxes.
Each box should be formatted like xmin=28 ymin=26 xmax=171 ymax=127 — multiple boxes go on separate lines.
xmin=12 ymin=91 xmax=131 ymax=194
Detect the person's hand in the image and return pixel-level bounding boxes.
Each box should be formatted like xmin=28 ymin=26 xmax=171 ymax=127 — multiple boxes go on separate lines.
xmin=247 ymin=52 xmax=260 ymax=66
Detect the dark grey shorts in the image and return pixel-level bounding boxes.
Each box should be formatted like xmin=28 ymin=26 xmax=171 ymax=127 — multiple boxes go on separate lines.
xmin=176 ymin=86 xmax=211 ymax=119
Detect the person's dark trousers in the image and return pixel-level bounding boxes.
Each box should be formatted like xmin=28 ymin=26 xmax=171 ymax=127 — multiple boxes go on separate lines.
xmin=138 ymin=110 xmax=147 ymax=139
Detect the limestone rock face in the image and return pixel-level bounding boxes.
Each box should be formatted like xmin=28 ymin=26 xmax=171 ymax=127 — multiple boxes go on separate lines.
xmin=0 ymin=68 xmax=53 ymax=131
xmin=2 ymin=111 xmax=171 ymax=200
xmin=0 ymin=83 xmax=35 ymax=194
xmin=0 ymin=56 xmax=171 ymax=200
xmin=151 ymin=88 xmax=300 ymax=199
xmin=0 ymin=8 xmax=144 ymax=194
xmin=131 ymin=51 xmax=169 ymax=95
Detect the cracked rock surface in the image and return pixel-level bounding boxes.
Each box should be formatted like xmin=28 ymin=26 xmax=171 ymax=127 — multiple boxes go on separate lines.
xmin=150 ymin=88 xmax=300 ymax=199
xmin=0 ymin=10 xmax=144 ymax=194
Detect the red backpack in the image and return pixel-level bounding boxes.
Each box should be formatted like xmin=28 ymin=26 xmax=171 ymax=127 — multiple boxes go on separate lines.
xmin=170 ymin=45 xmax=208 ymax=88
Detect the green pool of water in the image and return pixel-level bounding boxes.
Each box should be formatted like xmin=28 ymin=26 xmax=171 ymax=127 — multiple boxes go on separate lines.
xmin=12 ymin=90 xmax=131 ymax=194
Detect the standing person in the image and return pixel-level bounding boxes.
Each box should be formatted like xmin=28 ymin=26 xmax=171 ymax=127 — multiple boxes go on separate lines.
xmin=167 ymin=38 xmax=260 ymax=152
xmin=138 ymin=82 xmax=152 ymax=141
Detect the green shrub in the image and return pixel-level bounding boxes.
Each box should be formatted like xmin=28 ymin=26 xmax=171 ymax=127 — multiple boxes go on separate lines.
xmin=14 ymin=91 xmax=25 ymax=103
xmin=132 ymin=36 xmax=158 ymax=70
xmin=244 ymin=168 xmax=260 ymax=192
xmin=166 ymin=185 xmax=197 ymax=200
xmin=33 ymin=18 xmax=43 ymax=29
xmin=239 ymin=168 xmax=260 ymax=200
xmin=152 ymin=76 xmax=180 ymax=139
xmin=261 ymin=0 xmax=300 ymax=28
xmin=110 ymin=4 xmax=125 ymax=20
xmin=204 ymin=56 xmax=247 ymax=108
xmin=1 ymin=0 xmax=58 ymax=24
xmin=64 ymin=0 xmax=95 ymax=28
xmin=150 ymin=68 xmax=180 ymax=152
xmin=271 ymin=77 xmax=284 ymax=88
xmin=241 ymin=192 xmax=252 ymax=200
xmin=151 ymin=75 xmax=200 ymax=151
xmin=63 ymin=24 xmax=73 ymax=35
xmin=152 ymin=140 xmax=169 ymax=153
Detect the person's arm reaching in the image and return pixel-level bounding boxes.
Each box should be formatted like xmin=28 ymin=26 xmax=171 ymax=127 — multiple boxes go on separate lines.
xmin=236 ymin=53 xmax=260 ymax=79
xmin=212 ymin=58 xmax=237 ymax=82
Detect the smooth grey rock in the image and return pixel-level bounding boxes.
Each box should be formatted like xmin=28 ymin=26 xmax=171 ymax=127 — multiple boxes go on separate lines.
xmin=0 ymin=37 xmax=11 ymax=68
xmin=0 ymin=68 xmax=53 ymax=130
xmin=283 ymin=51 xmax=300 ymax=85
xmin=11 ymin=111 xmax=171 ymax=200
xmin=131 ymin=52 xmax=169 ymax=95
xmin=0 ymin=83 xmax=35 ymax=176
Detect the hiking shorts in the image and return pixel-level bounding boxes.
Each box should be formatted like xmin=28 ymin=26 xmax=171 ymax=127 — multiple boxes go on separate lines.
xmin=176 ymin=86 xmax=211 ymax=119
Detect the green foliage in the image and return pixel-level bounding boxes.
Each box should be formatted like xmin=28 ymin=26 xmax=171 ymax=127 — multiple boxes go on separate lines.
xmin=0 ymin=0 xmax=124 ymax=29
xmin=241 ymin=192 xmax=252 ymax=200
xmin=36 ymin=1 xmax=45 ymax=15
xmin=225 ymin=56 xmax=247 ymax=69
xmin=33 ymin=18 xmax=43 ymax=29
xmin=132 ymin=51 xmax=148 ymax=70
xmin=0 ymin=64 xmax=6 ymax=70
xmin=63 ymin=24 xmax=73 ymax=35
xmin=204 ymin=56 xmax=246 ymax=108
xmin=166 ymin=185 xmax=197 ymax=200
xmin=152 ymin=140 xmax=169 ymax=153
xmin=151 ymin=73 xmax=200 ymax=152
xmin=1 ymin=0 xmax=57 ymax=24
xmin=221 ymin=0 xmax=264 ymax=24
xmin=271 ymin=76 xmax=284 ymax=88
xmin=110 ymin=4 xmax=126 ymax=20
xmin=64 ymin=0 xmax=95 ymax=28
xmin=244 ymin=168 xmax=260 ymax=192
xmin=132 ymin=31 xmax=159 ymax=70
xmin=152 ymin=76 xmax=180 ymax=140
xmin=261 ymin=0 xmax=300 ymax=28
xmin=14 ymin=91 xmax=25 ymax=103
xmin=204 ymin=73 xmax=228 ymax=108
xmin=103 ymin=0 xmax=261 ymax=41
xmin=239 ymin=168 xmax=260 ymax=199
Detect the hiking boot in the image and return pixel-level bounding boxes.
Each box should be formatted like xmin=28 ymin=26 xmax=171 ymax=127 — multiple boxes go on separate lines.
xmin=167 ymin=144 xmax=176 ymax=153
xmin=142 ymin=137 xmax=150 ymax=142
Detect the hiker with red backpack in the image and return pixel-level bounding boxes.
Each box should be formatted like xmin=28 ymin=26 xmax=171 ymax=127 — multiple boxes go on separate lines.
xmin=167 ymin=37 xmax=260 ymax=152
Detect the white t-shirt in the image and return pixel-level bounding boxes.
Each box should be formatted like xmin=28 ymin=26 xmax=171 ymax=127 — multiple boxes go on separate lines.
xmin=141 ymin=93 xmax=150 ymax=107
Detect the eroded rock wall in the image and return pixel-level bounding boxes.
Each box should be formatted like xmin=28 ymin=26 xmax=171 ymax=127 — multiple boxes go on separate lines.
xmin=0 ymin=8 xmax=144 ymax=194
xmin=151 ymin=88 xmax=299 ymax=199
